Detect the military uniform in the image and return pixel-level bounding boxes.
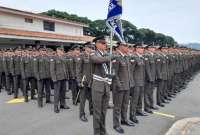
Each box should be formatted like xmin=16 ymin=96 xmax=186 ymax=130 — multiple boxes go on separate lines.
xmin=50 ymin=55 xmax=70 ymax=113
xmin=76 ymin=53 xmax=93 ymax=121
xmin=68 ymin=56 xmax=79 ymax=104
xmin=13 ymin=55 xmax=22 ymax=98
xmin=0 ymin=55 xmax=3 ymax=92
xmin=36 ymin=55 xmax=52 ymax=107
xmin=20 ymin=55 xmax=36 ymax=102
xmin=90 ymin=50 xmax=111 ymax=135
xmin=112 ymin=51 xmax=134 ymax=132
xmin=127 ymin=50 xmax=148 ymax=120
xmin=3 ymin=55 xmax=12 ymax=95
xmin=144 ymin=52 xmax=155 ymax=112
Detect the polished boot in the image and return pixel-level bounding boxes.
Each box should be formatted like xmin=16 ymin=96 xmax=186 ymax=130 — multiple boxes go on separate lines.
xmin=121 ymin=120 xmax=135 ymax=127
xmin=130 ymin=117 xmax=139 ymax=124
xmin=136 ymin=111 xmax=148 ymax=116
xmin=54 ymin=106 xmax=60 ymax=113
xmin=114 ymin=126 xmax=124 ymax=134
xmin=60 ymin=104 xmax=70 ymax=109
xmin=80 ymin=115 xmax=88 ymax=122
xmin=144 ymin=108 xmax=153 ymax=114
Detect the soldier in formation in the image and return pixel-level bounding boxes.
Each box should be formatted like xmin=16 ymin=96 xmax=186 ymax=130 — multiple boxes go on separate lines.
xmin=0 ymin=37 xmax=200 ymax=135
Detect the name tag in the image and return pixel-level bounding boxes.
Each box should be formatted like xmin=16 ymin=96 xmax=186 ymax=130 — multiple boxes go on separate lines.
xmin=50 ymin=59 xmax=54 ymax=62
xmin=145 ymin=58 xmax=148 ymax=61
xmin=130 ymin=60 xmax=135 ymax=63
xmin=112 ymin=60 xmax=117 ymax=63
xmin=90 ymin=53 xmax=95 ymax=56
xmin=157 ymin=59 xmax=161 ymax=62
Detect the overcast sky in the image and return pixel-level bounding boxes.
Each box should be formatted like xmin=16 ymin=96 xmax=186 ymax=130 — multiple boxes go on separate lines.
xmin=0 ymin=0 xmax=199 ymax=43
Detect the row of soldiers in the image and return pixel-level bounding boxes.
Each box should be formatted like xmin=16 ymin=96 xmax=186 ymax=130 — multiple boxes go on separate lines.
xmin=0 ymin=36 xmax=200 ymax=135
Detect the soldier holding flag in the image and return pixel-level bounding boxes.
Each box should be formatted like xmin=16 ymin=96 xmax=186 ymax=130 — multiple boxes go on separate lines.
xmin=91 ymin=36 xmax=113 ymax=135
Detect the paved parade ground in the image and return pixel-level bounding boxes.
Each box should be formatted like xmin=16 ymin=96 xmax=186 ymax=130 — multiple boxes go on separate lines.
xmin=1 ymin=72 xmax=200 ymax=135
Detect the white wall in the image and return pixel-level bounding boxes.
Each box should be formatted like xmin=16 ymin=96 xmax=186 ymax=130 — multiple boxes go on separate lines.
xmin=0 ymin=12 xmax=83 ymax=36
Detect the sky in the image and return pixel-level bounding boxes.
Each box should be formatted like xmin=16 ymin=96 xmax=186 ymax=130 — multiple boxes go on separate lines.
xmin=0 ymin=0 xmax=199 ymax=43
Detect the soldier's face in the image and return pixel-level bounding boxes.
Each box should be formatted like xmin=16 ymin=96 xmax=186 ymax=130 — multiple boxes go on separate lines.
xmin=73 ymin=49 xmax=80 ymax=56
xmin=96 ymin=41 xmax=107 ymax=51
xmin=162 ymin=49 xmax=168 ymax=52
xmin=136 ymin=48 xmax=144 ymax=54
xmin=57 ymin=49 xmax=64 ymax=56
xmin=131 ymin=48 xmax=136 ymax=52
xmin=148 ymin=48 xmax=156 ymax=52
xmin=119 ymin=45 xmax=128 ymax=53
xmin=85 ymin=47 xmax=94 ymax=54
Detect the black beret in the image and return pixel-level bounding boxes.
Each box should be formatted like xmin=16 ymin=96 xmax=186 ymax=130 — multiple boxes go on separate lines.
xmin=92 ymin=36 xmax=106 ymax=43
xmin=143 ymin=44 xmax=149 ymax=48
xmin=70 ymin=45 xmax=82 ymax=50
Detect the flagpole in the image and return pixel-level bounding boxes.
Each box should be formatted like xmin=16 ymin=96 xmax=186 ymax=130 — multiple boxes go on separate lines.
xmin=109 ymin=31 xmax=114 ymax=74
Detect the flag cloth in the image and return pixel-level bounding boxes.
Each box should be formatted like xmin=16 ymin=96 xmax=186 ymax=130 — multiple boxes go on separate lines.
xmin=106 ymin=0 xmax=125 ymax=42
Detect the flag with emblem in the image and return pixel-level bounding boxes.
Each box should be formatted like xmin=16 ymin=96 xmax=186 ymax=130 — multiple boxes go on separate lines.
xmin=106 ymin=0 xmax=125 ymax=42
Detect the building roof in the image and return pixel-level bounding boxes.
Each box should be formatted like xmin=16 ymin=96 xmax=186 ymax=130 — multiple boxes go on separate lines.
xmin=0 ymin=28 xmax=94 ymax=43
xmin=0 ymin=6 xmax=88 ymax=27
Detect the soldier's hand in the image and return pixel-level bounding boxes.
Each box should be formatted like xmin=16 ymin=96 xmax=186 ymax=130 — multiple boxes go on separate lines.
xmin=106 ymin=74 xmax=115 ymax=79
xmin=78 ymin=82 xmax=83 ymax=88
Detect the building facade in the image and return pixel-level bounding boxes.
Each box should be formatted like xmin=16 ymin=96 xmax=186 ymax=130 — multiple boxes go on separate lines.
xmin=0 ymin=6 xmax=93 ymax=48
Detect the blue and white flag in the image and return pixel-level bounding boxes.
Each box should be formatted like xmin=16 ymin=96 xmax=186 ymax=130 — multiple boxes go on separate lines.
xmin=106 ymin=0 xmax=125 ymax=42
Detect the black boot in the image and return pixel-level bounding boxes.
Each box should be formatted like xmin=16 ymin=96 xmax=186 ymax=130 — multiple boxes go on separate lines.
xmin=80 ymin=115 xmax=88 ymax=122
xmin=60 ymin=104 xmax=70 ymax=109
xmin=54 ymin=106 xmax=60 ymax=113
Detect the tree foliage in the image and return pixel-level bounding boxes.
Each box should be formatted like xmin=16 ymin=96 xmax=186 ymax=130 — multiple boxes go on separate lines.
xmin=42 ymin=10 xmax=177 ymax=46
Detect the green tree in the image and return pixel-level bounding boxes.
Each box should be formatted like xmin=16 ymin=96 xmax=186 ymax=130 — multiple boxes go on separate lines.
xmin=41 ymin=10 xmax=177 ymax=46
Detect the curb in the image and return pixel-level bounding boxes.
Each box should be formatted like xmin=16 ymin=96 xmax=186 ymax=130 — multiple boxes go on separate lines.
xmin=165 ymin=117 xmax=200 ymax=135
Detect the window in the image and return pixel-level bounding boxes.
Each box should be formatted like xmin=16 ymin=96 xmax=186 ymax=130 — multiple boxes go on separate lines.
xmin=43 ymin=21 xmax=55 ymax=31
xmin=25 ymin=18 xmax=33 ymax=23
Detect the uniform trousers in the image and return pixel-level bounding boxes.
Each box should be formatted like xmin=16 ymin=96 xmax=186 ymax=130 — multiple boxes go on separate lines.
xmin=79 ymin=86 xmax=93 ymax=116
xmin=157 ymin=79 xmax=165 ymax=104
xmin=92 ymin=84 xmax=110 ymax=135
xmin=37 ymin=78 xmax=51 ymax=107
xmin=144 ymin=82 xmax=155 ymax=110
xmin=113 ymin=88 xmax=129 ymax=128
xmin=5 ymin=74 xmax=13 ymax=94
xmin=13 ymin=75 xmax=22 ymax=98
xmin=23 ymin=77 xmax=37 ymax=102
xmin=70 ymin=79 xmax=79 ymax=103
xmin=130 ymin=86 xmax=144 ymax=118
xmin=54 ymin=80 xmax=66 ymax=108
